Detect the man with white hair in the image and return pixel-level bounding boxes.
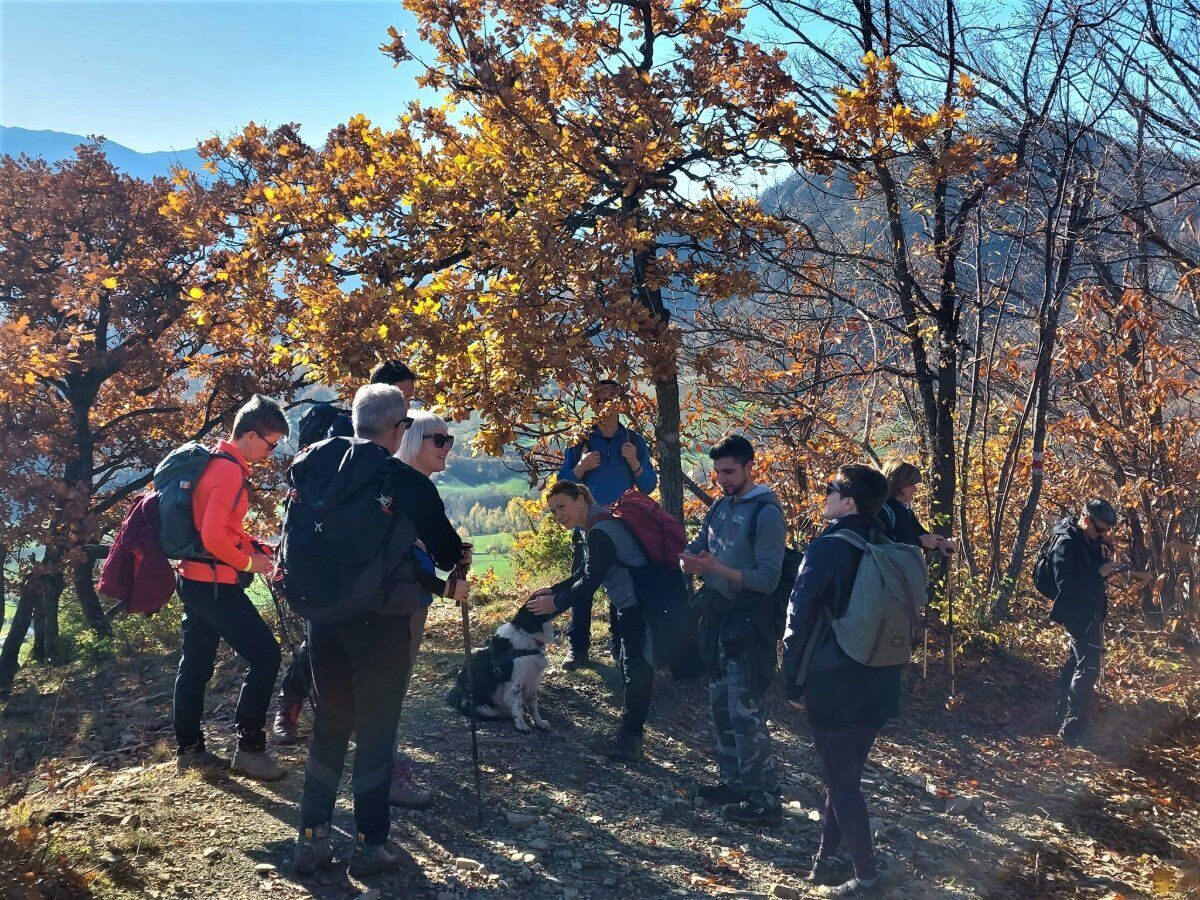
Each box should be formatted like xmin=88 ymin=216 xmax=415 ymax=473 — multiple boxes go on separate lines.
xmin=290 ymin=385 xmax=469 ymax=877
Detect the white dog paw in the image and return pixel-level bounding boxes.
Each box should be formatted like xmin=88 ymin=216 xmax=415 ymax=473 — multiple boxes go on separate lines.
xmin=532 ymin=717 xmax=551 ymax=731
xmin=514 ymin=720 xmax=531 ymax=733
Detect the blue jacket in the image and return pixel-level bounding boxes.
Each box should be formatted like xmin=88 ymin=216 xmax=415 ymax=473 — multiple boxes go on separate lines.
xmin=557 ymin=423 xmax=657 ymax=505
xmin=780 ymin=513 xmax=880 ymax=689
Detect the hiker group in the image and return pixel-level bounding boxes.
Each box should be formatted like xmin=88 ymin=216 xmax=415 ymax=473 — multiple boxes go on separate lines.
xmin=100 ymin=370 xmax=1138 ymax=895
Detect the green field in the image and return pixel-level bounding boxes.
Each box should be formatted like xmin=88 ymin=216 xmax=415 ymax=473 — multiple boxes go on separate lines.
xmin=468 ymin=531 xmax=516 ymax=579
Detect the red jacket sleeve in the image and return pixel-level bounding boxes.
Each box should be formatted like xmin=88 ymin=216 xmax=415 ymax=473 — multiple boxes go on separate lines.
xmin=197 ymin=462 xmax=251 ymax=571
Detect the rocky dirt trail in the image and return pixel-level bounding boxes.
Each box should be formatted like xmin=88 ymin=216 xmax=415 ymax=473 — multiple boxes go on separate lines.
xmin=2 ymin=604 xmax=1199 ymax=899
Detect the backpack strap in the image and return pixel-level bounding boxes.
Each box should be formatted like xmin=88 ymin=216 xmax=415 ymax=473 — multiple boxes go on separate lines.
xmin=210 ymin=451 xmax=249 ymax=505
xmin=793 ymin=613 xmax=829 ymax=692
xmin=585 ymin=508 xmax=615 ymax=530
xmin=882 ymin=502 xmax=897 ymax=531
xmin=184 ymin=451 xmax=249 ymax=567
xmin=746 ymin=497 xmax=785 ymax=544
xmin=828 ymin=530 xmax=867 ymax=551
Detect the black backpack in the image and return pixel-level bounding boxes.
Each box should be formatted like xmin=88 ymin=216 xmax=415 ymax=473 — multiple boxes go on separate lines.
xmin=1033 ymin=532 xmax=1061 ymax=599
xmin=747 ymin=500 xmax=802 ymax=639
xmin=628 ymin=563 xmax=698 ymax=672
xmin=296 ymin=402 xmax=347 ymax=451
xmin=276 ymin=438 xmax=416 ymax=623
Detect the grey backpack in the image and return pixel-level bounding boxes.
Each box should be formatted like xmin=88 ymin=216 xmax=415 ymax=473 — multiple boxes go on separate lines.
xmin=826 ymin=530 xmax=928 ymax=666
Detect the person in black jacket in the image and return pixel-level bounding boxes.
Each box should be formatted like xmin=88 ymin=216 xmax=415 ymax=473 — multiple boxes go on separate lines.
xmin=780 ymin=464 xmax=894 ymax=897
xmin=1047 ymin=498 xmax=1121 ymax=745
xmin=878 ymin=460 xmax=956 ymax=555
xmin=292 ymin=385 xmax=469 ymax=878
xmin=275 ymin=359 xmax=421 ymax=743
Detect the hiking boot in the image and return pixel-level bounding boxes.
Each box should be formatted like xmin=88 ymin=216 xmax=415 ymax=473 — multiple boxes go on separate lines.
xmin=811 ymin=854 xmax=854 ymax=887
xmin=1059 ymin=717 xmax=1092 ymax=748
xmin=697 ymin=782 xmax=746 ymax=806
xmin=273 ymin=700 xmax=303 ymax=745
xmin=232 ymin=748 xmax=286 ymax=781
xmin=176 ymin=747 xmax=230 ymax=775
xmin=596 ymin=729 xmax=643 ymax=762
xmin=349 ymin=836 xmax=404 ymax=876
xmin=823 ymin=876 xmax=881 ymax=896
xmin=389 ymin=760 xmax=434 ymax=809
xmin=722 ymin=799 xmax=783 ymax=827
xmin=291 ymin=824 xmax=335 ymax=877
xmin=562 ymin=649 xmax=589 ymax=671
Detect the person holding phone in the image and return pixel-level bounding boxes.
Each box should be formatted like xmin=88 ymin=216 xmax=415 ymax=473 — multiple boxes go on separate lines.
xmin=1045 ymin=498 xmax=1122 ymax=746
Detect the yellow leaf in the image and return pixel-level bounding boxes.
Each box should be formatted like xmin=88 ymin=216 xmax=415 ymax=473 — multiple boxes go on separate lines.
xmin=263 ymin=186 xmax=276 ymax=201
xmin=189 ymin=287 xmax=204 ymax=299
xmin=1151 ymin=866 xmax=1177 ymax=896
xmin=101 ymin=276 xmax=118 ymax=290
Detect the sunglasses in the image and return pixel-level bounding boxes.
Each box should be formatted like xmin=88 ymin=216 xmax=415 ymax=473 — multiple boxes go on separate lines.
xmin=423 ymin=433 xmax=455 ymax=449
xmin=825 ymin=481 xmax=845 ymax=496
xmin=1094 ymin=522 xmax=1114 ymax=535
xmin=256 ymin=431 xmax=280 ymax=452
xmin=395 ymin=417 xmax=414 ymax=431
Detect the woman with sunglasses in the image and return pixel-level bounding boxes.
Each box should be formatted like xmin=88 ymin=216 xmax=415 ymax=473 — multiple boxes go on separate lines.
xmin=388 ymin=411 xmax=467 ymax=808
xmin=879 ymin=460 xmax=956 ymax=557
xmin=780 ymin=465 xmax=900 ymax=896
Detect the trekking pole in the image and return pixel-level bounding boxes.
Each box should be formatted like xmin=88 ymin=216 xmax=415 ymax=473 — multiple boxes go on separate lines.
xmin=454 ymin=551 xmax=485 ymax=822
xmin=946 ymin=554 xmax=956 ymax=698
xmin=261 ymin=574 xmax=298 ymax=655
xmin=921 ymin=614 xmax=930 ymax=681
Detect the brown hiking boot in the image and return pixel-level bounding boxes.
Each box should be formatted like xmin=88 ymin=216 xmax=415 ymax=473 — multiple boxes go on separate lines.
xmin=349 ymin=836 xmax=404 ymax=876
xmin=562 ymin=648 xmax=589 ymax=671
xmin=389 ymin=759 xmax=434 ymax=809
xmin=291 ymin=823 xmax=335 ymax=877
xmin=176 ymin=748 xmax=230 ymax=775
xmin=232 ymin=748 xmax=286 ymax=781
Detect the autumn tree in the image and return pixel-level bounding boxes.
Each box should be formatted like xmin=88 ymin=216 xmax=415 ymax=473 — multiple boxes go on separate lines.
xmin=170 ymin=0 xmax=817 ymax=518
xmin=742 ymin=0 xmax=1084 ymax=556
xmin=0 ymin=143 xmax=296 ymax=692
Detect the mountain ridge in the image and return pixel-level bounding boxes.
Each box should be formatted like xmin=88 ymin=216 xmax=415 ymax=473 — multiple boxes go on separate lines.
xmin=0 ymin=125 xmax=203 ymax=180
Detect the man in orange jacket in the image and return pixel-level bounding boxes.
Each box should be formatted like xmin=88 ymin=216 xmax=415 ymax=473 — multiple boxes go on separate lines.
xmin=173 ymin=395 xmax=289 ymax=779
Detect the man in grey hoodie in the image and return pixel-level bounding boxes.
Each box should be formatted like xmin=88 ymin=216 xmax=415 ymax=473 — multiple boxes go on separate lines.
xmin=680 ymin=435 xmax=786 ymax=827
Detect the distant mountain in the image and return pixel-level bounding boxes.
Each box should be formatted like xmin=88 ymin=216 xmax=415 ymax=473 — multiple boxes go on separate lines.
xmin=0 ymin=126 xmax=203 ymax=180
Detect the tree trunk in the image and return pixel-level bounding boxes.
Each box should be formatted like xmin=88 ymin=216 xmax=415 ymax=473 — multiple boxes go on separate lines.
xmin=30 ymin=572 xmax=64 ymax=665
xmin=0 ymin=579 xmax=39 ymax=695
xmin=73 ymin=557 xmax=112 ymax=637
xmin=0 ymin=544 xmax=7 ymax=639
xmin=653 ymin=368 xmax=684 ymax=521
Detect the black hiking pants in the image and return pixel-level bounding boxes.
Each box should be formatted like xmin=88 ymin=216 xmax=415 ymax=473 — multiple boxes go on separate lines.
xmin=279 ymin=641 xmax=314 ymax=709
xmin=612 ymin=604 xmax=654 ymax=735
xmin=811 ymin=725 xmax=879 ymax=879
xmin=1057 ymin=615 xmax=1104 ymax=737
xmin=299 ymin=613 xmax=412 ymax=845
xmin=173 ymin=577 xmax=282 ymax=753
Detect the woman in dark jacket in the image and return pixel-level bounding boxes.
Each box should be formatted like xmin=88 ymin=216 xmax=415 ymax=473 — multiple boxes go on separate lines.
xmin=879 ymin=460 xmax=956 ymax=555
xmin=526 ymin=480 xmax=653 ymax=761
xmin=780 ymin=464 xmax=897 ymax=897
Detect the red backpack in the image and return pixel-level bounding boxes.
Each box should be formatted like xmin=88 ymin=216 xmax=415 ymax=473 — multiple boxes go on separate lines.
xmin=589 ymin=489 xmax=687 ymax=565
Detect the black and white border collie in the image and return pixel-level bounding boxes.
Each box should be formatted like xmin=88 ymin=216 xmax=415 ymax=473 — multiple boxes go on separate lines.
xmin=446 ymin=606 xmax=558 ymax=732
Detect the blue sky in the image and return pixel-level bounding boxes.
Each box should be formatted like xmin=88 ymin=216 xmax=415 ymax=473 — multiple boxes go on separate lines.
xmin=0 ymin=0 xmax=426 ymax=152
